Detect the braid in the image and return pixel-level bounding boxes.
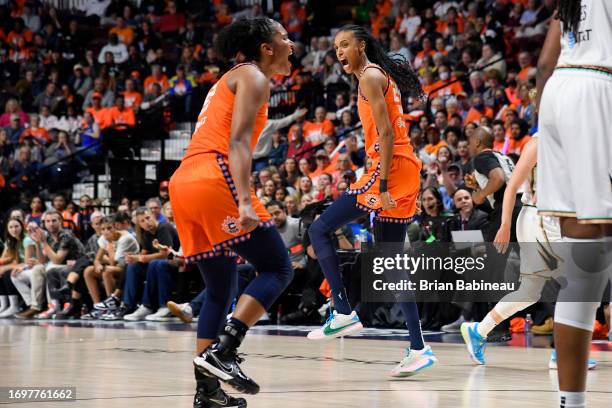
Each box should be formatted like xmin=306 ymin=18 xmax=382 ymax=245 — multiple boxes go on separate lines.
xmin=557 ymin=0 xmax=582 ymax=35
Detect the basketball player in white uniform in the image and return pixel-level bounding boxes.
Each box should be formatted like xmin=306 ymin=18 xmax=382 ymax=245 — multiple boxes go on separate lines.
xmin=460 ymin=136 xmax=597 ymax=369
xmin=536 ymin=1 xmax=612 ymax=407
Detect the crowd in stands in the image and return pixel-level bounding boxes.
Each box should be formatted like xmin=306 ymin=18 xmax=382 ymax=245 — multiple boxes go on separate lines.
xmin=2 ymin=0 xmax=609 ymax=336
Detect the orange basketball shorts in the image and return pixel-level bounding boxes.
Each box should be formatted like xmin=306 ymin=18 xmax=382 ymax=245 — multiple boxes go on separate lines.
xmin=169 ymin=153 xmax=273 ymax=263
xmin=346 ymin=155 xmax=421 ymax=222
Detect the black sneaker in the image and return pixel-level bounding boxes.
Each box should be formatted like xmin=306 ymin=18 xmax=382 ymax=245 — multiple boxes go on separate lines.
xmin=487 ymin=324 xmax=512 ymax=343
xmin=193 ymin=347 xmax=259 ymax=395
xmin=193 ymin=386 xmax=246 ymax=408
xmin=94 ymin=295 xmax=121 ymax=311
xmin=101 ymin=305 xmax=128 ymax=321
xmin=54 ymin=300 xmax=83 ymax=320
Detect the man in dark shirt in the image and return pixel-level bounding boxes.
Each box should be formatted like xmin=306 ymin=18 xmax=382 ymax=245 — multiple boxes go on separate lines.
xmin=105 ymin=207 xmax=180 ymax=321
xmin=464 ymin=127 xmax=522 ymax=341
xmin=466 ymin=127 xmax=521 ymax=242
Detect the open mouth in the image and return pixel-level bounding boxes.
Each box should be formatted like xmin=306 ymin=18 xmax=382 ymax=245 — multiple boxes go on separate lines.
xmin=339 ymin=58 xmax=349 ymax=68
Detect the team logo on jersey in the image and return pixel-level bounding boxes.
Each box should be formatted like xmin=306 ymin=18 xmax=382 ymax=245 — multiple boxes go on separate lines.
xmin=396 ymin=117 xmax=405 ymax=128
xmin=365 ymin=193 xmax=381 ymax=207
xmin=221 ymin=216 xmax=241 ymax=235
xmin=568 ymin=32 xmax=576 ymax=49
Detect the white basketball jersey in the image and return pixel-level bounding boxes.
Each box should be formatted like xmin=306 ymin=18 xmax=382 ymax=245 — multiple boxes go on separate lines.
xmin=557 ymin=0 xmax=612 ymax=69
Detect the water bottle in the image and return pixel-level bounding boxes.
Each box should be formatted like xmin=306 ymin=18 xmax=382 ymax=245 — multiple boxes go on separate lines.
xmin=525 ymin=313 xmax=533 ymax=334
xmin=359 ymin=228 xmax=368 ymax=248
xmin=354 ymin=231 xmax=362 ymax=251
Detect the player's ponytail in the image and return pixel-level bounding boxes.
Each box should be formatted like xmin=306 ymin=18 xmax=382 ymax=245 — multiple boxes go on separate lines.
xmin=557 ymin=0 xmax=582 ymax=35
xmin=337 ymin=25 xmax=424 ymax=100
xmin=215 ymin=17 xmax=277 ymax=62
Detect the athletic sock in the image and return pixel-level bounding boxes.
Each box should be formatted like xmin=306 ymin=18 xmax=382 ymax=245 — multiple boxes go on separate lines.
xmin=8 ymin=295 xmax=19 ymax=308
xmin=0 ymin=296 xmax=7 ymax=311
xmin=194 ymin=367 xmax=219 ymax=392
xmin=559 ymin=391 xmax=586 ymax=408
xmin=217 ymin=317 xmax=249 ymax=353
xmin=477 ymin=313 xmax=498 ymax=338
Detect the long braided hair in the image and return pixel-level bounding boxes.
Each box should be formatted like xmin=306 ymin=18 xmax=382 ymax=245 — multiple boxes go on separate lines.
xmin=557 ymin=0 xmax=583 ymax=34
xmin=336 ymin=25 xmax=424 ymax=101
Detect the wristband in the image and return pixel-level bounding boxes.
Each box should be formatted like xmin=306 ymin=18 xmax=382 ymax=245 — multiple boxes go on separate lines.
xmin=379 ymin=179 xmax=388 ymax=193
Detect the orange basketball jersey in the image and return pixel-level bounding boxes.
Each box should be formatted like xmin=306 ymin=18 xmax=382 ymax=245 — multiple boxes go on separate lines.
xmin=184 ymin=63 xmax=269 ymax=160
xmin=348 ymin=64 xmax=422 ymax=221
xmin=169 ymin=64 xmax=273 ymax=261
xmin=357 ymin=64 xmax=418 ymax=162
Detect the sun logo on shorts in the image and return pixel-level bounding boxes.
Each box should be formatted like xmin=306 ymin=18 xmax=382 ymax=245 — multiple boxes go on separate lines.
xmin=221 ymin=216 xmax=241 ymax=235
xmin=365 ymin=193 xmax=380 ymax=207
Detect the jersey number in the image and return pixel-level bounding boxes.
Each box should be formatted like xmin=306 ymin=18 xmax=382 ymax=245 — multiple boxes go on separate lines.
xmin=194 ymin=83 xmax=219 ymax=132
xmin=390 ymin=79 xmax=404 ymax=115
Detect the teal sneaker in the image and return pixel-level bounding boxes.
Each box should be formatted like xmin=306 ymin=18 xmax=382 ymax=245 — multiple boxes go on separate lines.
xmin=461 ymin=322 xmax=486 ymax=365
xmin=549 ymin=350 xmax=597 ymax=370
xmin=390 ymin=345 xmax=438 ymax=377
xmin=307 ymin=310 xmax=363 ymax=340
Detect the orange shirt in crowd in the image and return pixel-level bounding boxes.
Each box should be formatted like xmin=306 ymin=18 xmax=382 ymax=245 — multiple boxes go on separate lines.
xmin=465 ymin=107 xmax=494 ymax=125
xmin=507 ymin=135 xmax=531 ymax=155
xmin=19 ymin=127 xmax=50 ymax=144
xmin=517 ymin=66 xmax=536 ymax=83
xmin=144 ymin=75 xmax=170 ymax=93
xmin=108 ymin=107 xmax=136 ymax=127
xmin=110 ymin=26 xmax=134 ymax=45
xmin=6 ymin=29 xmax=32 ymax=46
xmin=87 ymin=107 xmax=112 ymax=129
xmin=303 ymin=120 xmax=335 ymax=145
xmin=123 ymin=91 xmax=143 ymax=109
xmin=429 ymin=79 xmax=464 ymax=98
xmin=424 ymin=140 xmax=448 ymax=156
xmin=413 ymin=49 xmax=436 ymax=68
xmin=376 ymin=0 xmax=392 ymax=18
xmin=493 ymin=139 xmax=506 ymax=153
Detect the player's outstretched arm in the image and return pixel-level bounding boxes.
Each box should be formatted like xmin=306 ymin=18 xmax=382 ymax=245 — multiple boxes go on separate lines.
xmin=494 ymin=138 xmax=538 ymax=253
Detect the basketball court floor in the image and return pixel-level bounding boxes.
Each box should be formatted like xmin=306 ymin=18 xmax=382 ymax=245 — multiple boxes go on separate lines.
xmin=1 ymin=320 xmax=610 ymax=407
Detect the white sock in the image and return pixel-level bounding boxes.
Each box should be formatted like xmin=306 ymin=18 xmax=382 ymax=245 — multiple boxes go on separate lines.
xmin=0 ymin=295 xmax=7 ymax=311
xmin=477 ymin=313 xmax=497 ymax=337
xmin=9 ymin=295 xmax=19 ymax=308
xmin=559 ymin=391 xmax=585 ymax=408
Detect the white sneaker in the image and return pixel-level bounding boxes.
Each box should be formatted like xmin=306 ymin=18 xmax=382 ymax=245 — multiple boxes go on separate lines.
xmin=390 ymin=345 xmax=438 ymax=377
xmin=123 ymin=305 xmax=153 ymax=321
xmin=441 ymin=315 xmax=466 ymax=333
xmin=145 ymin=307 xmax=179 ymax=322
xmin=307 ymin=310 xmax=363 ymax=340
xmin=167 ymin=301 xmax=193 ymax=323
xmin=0 ymin=306 xmax=19 ymax=318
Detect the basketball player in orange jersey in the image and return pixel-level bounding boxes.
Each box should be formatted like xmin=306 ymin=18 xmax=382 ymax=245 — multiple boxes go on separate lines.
xmin=306 ymin=25 xmax=437 ymax=377
xmin=168 ymin=18 xmax=294 ymax=408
